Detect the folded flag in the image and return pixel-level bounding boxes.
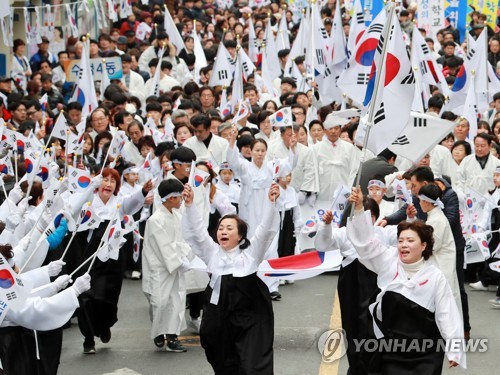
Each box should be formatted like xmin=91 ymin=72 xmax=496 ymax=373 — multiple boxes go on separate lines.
xmin=269 ymin=107 xmax=293 ymax=128
xmin=68 ymin=166 xmax=92 ymax=193
xmin=258 ymin=251 xmax=342 ymax=279
xmin=0 ymin=254 xmax=32 ymax=324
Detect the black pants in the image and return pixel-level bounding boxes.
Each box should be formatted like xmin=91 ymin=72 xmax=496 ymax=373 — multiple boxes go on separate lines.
xmin=455 ymin=250 xmax=471 ymax=331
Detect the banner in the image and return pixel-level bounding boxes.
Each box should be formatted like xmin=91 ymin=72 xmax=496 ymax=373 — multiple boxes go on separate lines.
xmin=65 ymin=57 xmax=123 ymax=82
xmin=445 ymin=0 xmax=469 ymax=42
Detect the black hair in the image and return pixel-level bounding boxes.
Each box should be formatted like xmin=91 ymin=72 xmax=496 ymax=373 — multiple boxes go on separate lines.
xmin=217 ymin=214 xmax=250 ymax=249
xmin=157 ymin=179 xmax=184 ymax=199
xmin=170 ymin=146 xmax=196 ymax=164
xmin=411 ymin=166 xmax=435 ymax=183
xmin=418 ymin=183 xmax=442 ymax=201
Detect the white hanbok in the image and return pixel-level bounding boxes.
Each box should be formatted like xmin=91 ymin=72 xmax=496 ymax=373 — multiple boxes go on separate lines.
xmin=142 ymin=204 xmax=191 ymax=338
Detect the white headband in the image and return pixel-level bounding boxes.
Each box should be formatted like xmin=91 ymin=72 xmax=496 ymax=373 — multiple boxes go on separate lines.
xmin=171 ymin=159 xmax=192 ymax=165
xmin=368 ymin=180 xmax=386 ymax=189
xmin=419 ymin=194 xmax=444 ymax=209
xmin=160 ymin=192 xmax=183 ymax=202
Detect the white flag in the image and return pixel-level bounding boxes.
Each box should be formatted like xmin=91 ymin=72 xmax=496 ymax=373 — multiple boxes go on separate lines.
xmin=276 ymin=10 xmax=290 ymax=51
xmin=70 ymin=39 xmax=98 ymax=118
xmin=163 ymin=5 xmax=185 ymax=55
xmin=50 ymin=113 xmax=69 ymax=140
xmin=269 ymin=107 xmax=293 ymax=127
xmin=262 ymin=17 xmax=281 ymax=81
xmin=68 ymin=166 xmax=92 ymax=193
xmin=149 ymin=47 xmax=165 ymax=97
xmin=0 ymin=254 xmax=32 ymax=321
xmin=389 ymin=112 xmax=456 ymax=164
xmin=192 ymin=23 xmax=208 ymax=82
xmin=65 ymin=4 xmax=79 ymax=37
xmin=209 ymin=42 xmax=234 ymax=87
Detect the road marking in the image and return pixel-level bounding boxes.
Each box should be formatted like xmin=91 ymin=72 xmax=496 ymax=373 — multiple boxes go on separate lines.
xmin=318 ymin=289 xmax=341 ymax=375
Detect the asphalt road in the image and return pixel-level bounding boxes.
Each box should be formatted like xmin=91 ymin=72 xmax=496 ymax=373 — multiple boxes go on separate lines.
xmin=58 ymin=273 xmax=500 ymax=375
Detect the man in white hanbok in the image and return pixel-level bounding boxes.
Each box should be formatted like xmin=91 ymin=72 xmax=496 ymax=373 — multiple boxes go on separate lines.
xmin=142 ymin=179 xmax=192 ymax=352
xmin=312 ymin=114 xmax=358 ymax=202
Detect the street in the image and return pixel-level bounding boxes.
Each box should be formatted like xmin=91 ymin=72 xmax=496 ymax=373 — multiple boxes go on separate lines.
xmin=58 ymin=273 xmax=499 ymax=375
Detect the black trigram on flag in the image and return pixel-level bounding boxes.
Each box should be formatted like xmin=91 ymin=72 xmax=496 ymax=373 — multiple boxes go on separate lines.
xmin=392 ymin=136 xmax=410 ymax=145
xmin=421 ymin=43 xmax=430 ymax=55
xmin=401 ymin=68 xmax=416 ymax=84
xmin=316 ymin=49 xmax=325 ymax=65
xmin=374 ymin=102 xmax=386 ymax=124
xmin=71 ymin=169 xmax=79 ymax=177
xmin=357 ymin=73 xmax=370 ymax=84
xmin=376 ymin=35 xmax=385 ymax=54
xmin=218 ymin=70 xmax=228 ymax=81
xmin=419 ymin=61 xmax=428 ymax=75
xmin=355 ymin=12 xmax=364 ymax=24
xmin=16 ymin=277 xmax=23 ymax=287
xmin=0 ymin=257 xmax=5 ymax=265
xmin=242 ymin=61 xmax=250 ymax=74
xmin=368 ymin=23 xmax=384 ymax=34
xmin=6 ymin=292 xmax=17 ymax=301
xmin=467 ymin=48 xmax=476 ymax=61
xmin=323 ymin=66 xmax=332 ymax=78
xmin=414 ymin=118 xmax=427 ymax=127
xmin=320 ymin=27 xmax=329 ymax=40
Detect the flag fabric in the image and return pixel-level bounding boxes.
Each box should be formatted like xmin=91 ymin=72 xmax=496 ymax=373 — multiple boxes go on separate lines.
xmin=16 ymin=131 xmax=42 ymax=154
xmin=70 ymin=39 xmax=98 ymax=117
xmin=121 ymin=214 xmax=139 ymax=235
xmin=262 ymin=17 xmax=281 ymax=81
xmin=98 ymin=210 xmax=124 ymax=262
xmin=100 ymin=61 xmax=110 ymax=101
xmin=192 ymin=23 xmax=208 ymax=82
xmin=489 ymin=260 xmax=500 ymax=273
xmin=462 ymin=188 xmax=489 ymax=235
xmin=248 ymin=16 xmax=259 ymax=64
xmin=258 ymin=251 xmax=342 ymax=280
xmin=0 ymin=153 xmax=13 ymax=176
xmin=269 ymin=107 xmax=293 ymax=128
xmin=271 ymin=158 xmax=280 ymax=181
xmin=65 ymin=4 xmax=79 ymax=37
xmin=149 ymin=47 xmax=165 ymax=97
xmin=283 ymin=5 xmax=309 ymax=78
xmin=305 ymin=3 xmax=330 ymax=81
xmin=1 ymin=126 xmax=16 ymax=149
xmin=231 ymin=99 xmax=250 ymax=124
xmin=36 ymin=154 xmax=51 ymax=188
xmin=0 ymin=254 xmax=32 ymax=324
xmin=50 ymin=113 xmax=70 ymax=141
xmin=338 ymin=10 xmax=386 ymax=105
xmin=238 ymin=48 xmax=256 ymax=80
xmin=66 ymin=131 xmax=84 ymax=155
xmin=163 ymin=5 xmax=186 ymax=55
xmin=331 ymin=184 xmax=351 ymax=212
xmin=471 ymin=232 xmax=491 ymax=260
xmin=302 ymin=215 xmax=319 ymax=238
xmin=23 ymin=150 xmax=39 ymax=176
xmin=209 ymin=42 xmax=234 ymax=87
xmin=107 ymin=0 xmax=118 ymax=22
xmin=358 ymin=10 xmax=415 ymax=156
xmin=76 ymin=204 xmax=102 ymax=232
xmin=461 ymin=74 xmax=479 ymax=149
xmin=132 ymin=229 xmax=141 ymax=263
xmin=218 ymin=87 xmax=232 ymax=119
xmin=389 ymin=112 xmax=456 ymax=164
xmin=229 ymin=52 xmax=244 ymax=109
xmin=346 ymin=0 xmax=365 ymax=60
xmin=68 ymin=166 xmax=92 ymax=193
xmin=188 ymin=161 xmax=210 ymax=187
xmin=392 ymin=178 xmax=413 ymax=205
xmin=276 ymin=10 xmax=290 ymax=51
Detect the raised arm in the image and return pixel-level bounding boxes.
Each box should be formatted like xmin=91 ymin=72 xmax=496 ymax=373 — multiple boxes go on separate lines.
xmin=346 ymin=187 xmax=396 ymax=274
xmin=181 ymin=184 xmax=219 ymax=264
xmin=247 ymin=184 xmax=281 ymax=264
xmin=120 ymin=179 xmax=154 ymax=216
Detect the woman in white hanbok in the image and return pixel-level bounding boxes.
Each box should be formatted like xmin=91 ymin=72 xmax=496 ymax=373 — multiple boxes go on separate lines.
xmin=347 ymin=187 xmax=466 ymax=374
xmin=226 ymin=124 xmax=297 ymax=237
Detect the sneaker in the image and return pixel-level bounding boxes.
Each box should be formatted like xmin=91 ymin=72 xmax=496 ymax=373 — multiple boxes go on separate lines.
xmin=285 ymin=280 xmax=295 ymax=285
xmin=279 ymin=280 xmax=286 ymax=286
xmin=83 ymin=339 xmax=96 ymax=354
xmin=166 ymin=339 xmax=187 ymax=353
xmin=188 ymin=316 xmax=201 ymax=333
xmin=131 ymin=271 xmax=142 ymax=280
xmin=469 ymin=281 xmax=489 ymax=291
xmin=154 ymin=335 xmax=166 ymax=348
xmin=270 ymin=291 xmax=282 ymax=301
xmin=100 ymin=328 xmax=111 ymax=343
xmin=489 ymin=298 xmax=500 ymax=308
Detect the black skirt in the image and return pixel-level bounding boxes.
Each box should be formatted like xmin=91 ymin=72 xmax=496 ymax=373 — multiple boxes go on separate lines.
xmin=200 ymin=273 xmax=274 ymax=375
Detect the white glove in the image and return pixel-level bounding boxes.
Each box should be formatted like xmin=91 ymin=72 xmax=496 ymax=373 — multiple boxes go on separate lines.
xmin=179 ymin=257 xmax=191 ymax=273
xmin=298 ymin=191 xmax=306 ymax=205
xmin=17 ymin=197 xmax=30 ymax=217
xmin=91 ymin=174 xmax=103 ymax=189
xmin=36 ymin=207 xmax=53 ymax=232
xmin=50 ymin=162 xmax=60 ymax=179
xmin=8 ymin=184 xmax=25 ymax=204
xmin=72 ymin=273 xmax=91 ymax=296
xmin=306 ymin=193 xmax=317 ymax=208
xmin=5 ymin=211 xmax=20 ymax=232
xmin=53 ymin=274 xmax=71 ymax=291
xmin=47 ymin=260 xmax=66 ymax=277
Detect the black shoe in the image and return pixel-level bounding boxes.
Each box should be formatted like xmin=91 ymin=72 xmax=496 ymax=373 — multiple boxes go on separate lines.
xmin=154 ymin=334 xmax=166 ymax=348
xmin=83 ymin=339 xmax=96 ymax=354
xmin=101 ymin=328 xmax=111 ymax=343
xmin=166 ymin=339 xmax=187 ymax=353
xmin=270 ymin=291 xmax=282 ymax=301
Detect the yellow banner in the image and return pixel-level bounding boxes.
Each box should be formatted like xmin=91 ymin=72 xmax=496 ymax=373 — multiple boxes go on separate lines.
xmin=470 ymin=0 xmax=499 ymax=30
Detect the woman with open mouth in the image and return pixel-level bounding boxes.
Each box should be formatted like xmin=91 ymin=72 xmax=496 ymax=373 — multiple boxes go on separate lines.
xmin=181 ymin=182 xmax=281 ymax=375
xmin=346 ymin=186 xmax=466 ymax=374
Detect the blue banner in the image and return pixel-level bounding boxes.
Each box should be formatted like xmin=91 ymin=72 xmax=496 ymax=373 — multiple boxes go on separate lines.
xmin=445 ymin=0 xmax=469 ymax=43
xmin=361 ymin=0 xmax=384 ymax=24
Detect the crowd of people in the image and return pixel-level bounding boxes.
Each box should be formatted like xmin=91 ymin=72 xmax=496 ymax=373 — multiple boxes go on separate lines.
xmin=1 ymin=0 xmax=500 ymax=374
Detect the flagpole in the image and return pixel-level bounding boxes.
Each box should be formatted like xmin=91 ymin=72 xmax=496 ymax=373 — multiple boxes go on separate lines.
xmin=350 ymin=3 xmax=396 ymax=217
xmin=64 ymin=130 xmax=70 ymax=177
xmin=60 ymin=201 xmax=91 ymax=261
xmin=14 ymin=150 xmax=18 ymax=183
xmin=99 ymin=129 xmax=116 ymax=174
xmin=69 ymin=242 xmax=107 ymax=278
xmin=86 ymin=204 xmax=120 ymax=273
